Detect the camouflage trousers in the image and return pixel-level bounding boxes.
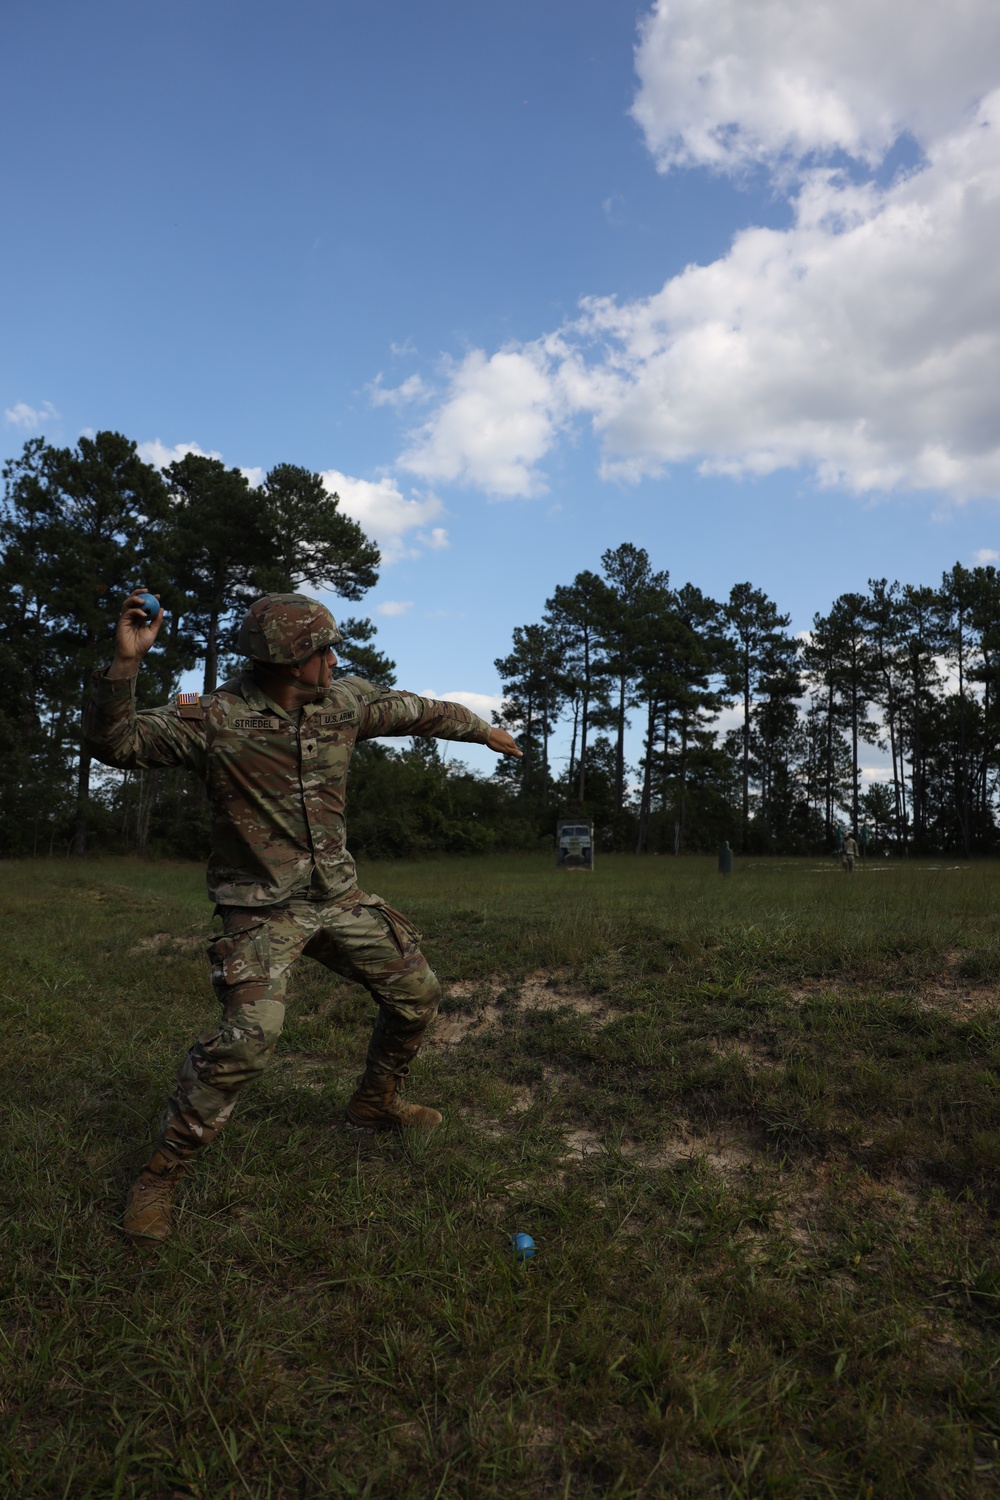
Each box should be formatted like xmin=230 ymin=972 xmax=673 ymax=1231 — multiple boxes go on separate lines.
xmin=159 ymin=891 xmax=441 ymax=1158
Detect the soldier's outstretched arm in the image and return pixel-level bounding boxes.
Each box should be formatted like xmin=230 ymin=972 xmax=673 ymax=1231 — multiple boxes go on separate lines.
xmin=353 ymin=683 xmax=521 ymax=755
xmin=82 ymin=589 xmax=208 ymax=774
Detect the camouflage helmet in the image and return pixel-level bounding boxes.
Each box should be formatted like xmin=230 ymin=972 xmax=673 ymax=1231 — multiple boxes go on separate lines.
xmin=237 ymin=593 xmax=342 ymax=665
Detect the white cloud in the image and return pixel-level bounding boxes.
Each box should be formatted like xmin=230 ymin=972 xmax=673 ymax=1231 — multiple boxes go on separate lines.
xmin=602 ymin=191 xmax=626 ymax=225
xmin=711 ymin=702 xmax=747 ymax=736
xmin=138 ymin=438 xmax=222 ymax=468
xmin=580 ymin=99 xmax=1000 ymax=496
xmin=973 ymin=548 xmax=1000 ymax=564
xmin=419 ymin=689 xmax=502 ymax=722
xmin=368 ymin=373 xmax=430 ymax=409
xmin=632 ymin=0 xmax=1000 ymax=173
xmin=319 ymin=468 xmax=448 ymax=563
xmin=4 ymin=400 xmax=58 ymax=430
xmin=376 ymin=599 xmax=413 ymax=617
xmin=398 ymin=346 xmax=574 ymax=497
xmin=240 ymin=465 xmax=266 ymax=488
xmin=394 ymin=81 xmax=1000 ymax=503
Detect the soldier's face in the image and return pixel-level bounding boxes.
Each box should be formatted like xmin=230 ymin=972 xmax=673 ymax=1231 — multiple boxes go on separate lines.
xmin=293 ymin=645 xmax=337 ymax=694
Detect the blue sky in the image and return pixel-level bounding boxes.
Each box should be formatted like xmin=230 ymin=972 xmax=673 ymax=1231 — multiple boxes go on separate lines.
xmin=4 ymin=0 xmax=1000 ymax=774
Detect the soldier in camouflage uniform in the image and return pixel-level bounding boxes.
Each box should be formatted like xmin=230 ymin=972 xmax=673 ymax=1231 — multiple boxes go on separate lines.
xmin=83 ymin=589 xmax=521 ymax=1246
xmin=842 ymin=832 xmax=859 ymax=873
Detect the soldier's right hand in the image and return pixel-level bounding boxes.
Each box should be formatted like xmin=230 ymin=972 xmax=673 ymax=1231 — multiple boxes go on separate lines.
xmin=114 ymin=588 xmax=164 ymax=662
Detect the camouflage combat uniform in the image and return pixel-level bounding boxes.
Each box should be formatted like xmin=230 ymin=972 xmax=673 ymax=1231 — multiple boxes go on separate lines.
xmin=83 ymin=664 xmax=492 ymax=1162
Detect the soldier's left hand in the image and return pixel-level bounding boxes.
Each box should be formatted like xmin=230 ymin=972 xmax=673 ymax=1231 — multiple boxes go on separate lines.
xmin=487 ymin=727 xmax=523 ymax=758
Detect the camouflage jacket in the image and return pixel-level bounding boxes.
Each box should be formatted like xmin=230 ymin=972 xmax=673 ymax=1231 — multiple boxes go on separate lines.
xmin=83 ymin=670 xmax=492 ymax=906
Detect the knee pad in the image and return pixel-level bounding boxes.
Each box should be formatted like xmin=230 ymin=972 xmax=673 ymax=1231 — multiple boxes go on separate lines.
xmin=187 ymin=997 xmax=286 ymax=1092
xmin=380 ymin=967 xmax=441 ymax=1030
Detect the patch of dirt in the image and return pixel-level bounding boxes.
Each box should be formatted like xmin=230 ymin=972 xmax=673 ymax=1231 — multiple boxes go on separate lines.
xmin=639 ymin=1121 xmax=763 ymax=1179
xmin=773 ymin=1171 xmax=840 ymax=1250
xmin=130 ymin=932 xmax=206 ymax=956
xmin=429 ymin=1003 xmax=504 ymax=1047
xmin=768 ymin=1163 xmax=922 ymax=1257
xmin=387 ymin=1420 xmax=424 ymax=1446
xmin=562 ymin=1127 xmax=604 ymax=1159
xmin=429 ymin=968 xmax=619 ymax=1049
xmin=446 ymin=977 xmax=503 ymax=1001
xmin=918 ymin=1322 xmax=965 ymax=1379
xmin=705 ymin=1036 xmax=780 ymax=1070
xmin=785 ymin=965 xmax=1000 ymax=1017
xmin=518 ymin=970 xmax=614 ymax=1018
xmin=927 ymin=987 xmax=999 ymax=1016
xmin=469 ymin=1067 xmax=770 ymax=1177
xmin=914 ymin=953 xmax=1000 ymax=1015
xmin=518 ymin=1424 xmax=560 ymax=1452
xmin=86 ymin=883 xmax=163 ymax=908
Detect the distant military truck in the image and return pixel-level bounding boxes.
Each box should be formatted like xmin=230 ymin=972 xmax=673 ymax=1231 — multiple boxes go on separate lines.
xmin=557 ymin=819 xmax=594 ymax=871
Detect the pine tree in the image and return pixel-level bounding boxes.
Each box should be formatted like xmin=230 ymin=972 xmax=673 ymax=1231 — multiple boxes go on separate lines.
xmin=723 ymin=584 xmax=796 ymax=852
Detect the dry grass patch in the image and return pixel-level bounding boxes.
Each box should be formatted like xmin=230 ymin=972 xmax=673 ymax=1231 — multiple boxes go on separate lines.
xmin=705 ymin=1034 xmax=780 ymax=1070
xmin=783 ymin=966 xmax=1000 ymax=1016
xmin=430 ymin=968 xmax=619 ymax=1050
xmin=768 ymin=1161 xmax=923 ymax=1258
xmin=641 ymin=1120 xmax=764 ymax=1179
xmin=129 ymin=931 xmax=206 ymax=956
xmin=561 ymin=1127 xmax=604 ymax=1160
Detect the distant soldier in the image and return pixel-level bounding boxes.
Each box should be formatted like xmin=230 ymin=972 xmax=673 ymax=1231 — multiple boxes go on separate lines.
xmin=83 ymin=591 xmax=522 ymax=1247
xmin=842 ymin=831 xmax=859 ymax=872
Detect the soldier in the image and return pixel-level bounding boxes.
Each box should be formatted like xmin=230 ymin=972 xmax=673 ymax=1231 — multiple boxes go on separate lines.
xmin=83 ymin=590 xmax=522 ymax=1247
xmin=842 ymin=831 xmax=859 ymax=872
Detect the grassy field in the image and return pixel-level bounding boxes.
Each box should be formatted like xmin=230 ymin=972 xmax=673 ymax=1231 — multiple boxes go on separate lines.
xmin=2 ymin=853 xmax=1000 ymax=1497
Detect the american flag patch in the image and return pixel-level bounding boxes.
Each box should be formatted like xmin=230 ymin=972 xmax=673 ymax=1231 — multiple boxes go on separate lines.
xmin=176 ymin=691 xmax=206 ymax=721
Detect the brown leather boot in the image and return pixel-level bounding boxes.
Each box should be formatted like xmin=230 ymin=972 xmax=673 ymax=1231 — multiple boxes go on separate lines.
xmin=345 ymin=1069 xmax=442 ymax=1132
xmin=122 ymin=1147 xmax=189 ymax=1246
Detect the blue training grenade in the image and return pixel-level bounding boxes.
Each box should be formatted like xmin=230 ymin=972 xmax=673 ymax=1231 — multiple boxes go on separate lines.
xmin=134 ymin=591 xmax=161 ymax=623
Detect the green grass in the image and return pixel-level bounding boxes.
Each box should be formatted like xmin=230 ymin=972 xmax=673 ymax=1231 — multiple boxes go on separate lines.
xmin=2 ymin=853 xmax=1000 ymax=1497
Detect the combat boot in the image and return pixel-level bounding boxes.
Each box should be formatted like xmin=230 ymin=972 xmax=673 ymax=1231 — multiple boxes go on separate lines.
xmin=122 ymin=1146 xmax=189 ymax=1246
xmin=345 ymin=1069 xmax=442 ymax=1133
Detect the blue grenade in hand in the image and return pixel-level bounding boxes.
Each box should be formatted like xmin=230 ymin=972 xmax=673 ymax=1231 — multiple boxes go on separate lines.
xmin=135 ymin=592 xmax=161 ymax=623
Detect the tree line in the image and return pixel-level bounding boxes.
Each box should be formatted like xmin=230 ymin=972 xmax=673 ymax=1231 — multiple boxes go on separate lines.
xmin=3 ymin=429 xmax=998 ymax=861
xmin=495 ymin=543 xmax=1000 ymax=857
